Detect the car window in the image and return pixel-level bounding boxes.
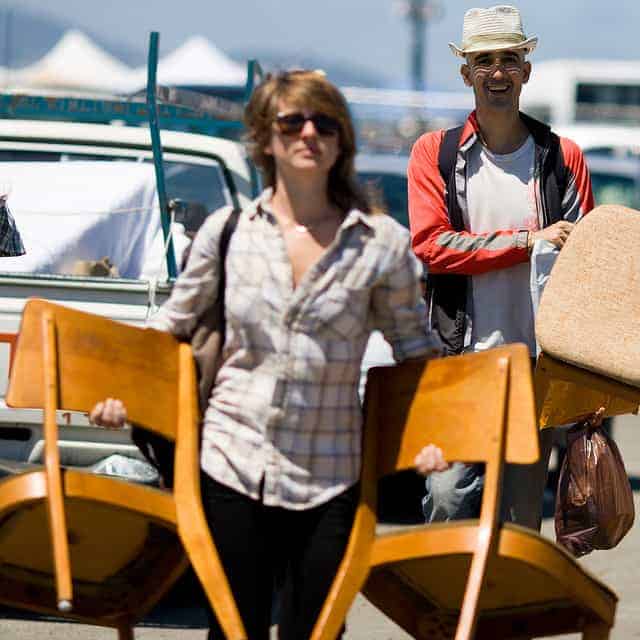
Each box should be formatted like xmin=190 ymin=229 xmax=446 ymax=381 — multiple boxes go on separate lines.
xmin=0 ymin=149 xmax=231 ymax=281
xmin=357 ymin=171 xmax=409 ymax=228
xmin=591 ymin=171 xmax=640 ymax=209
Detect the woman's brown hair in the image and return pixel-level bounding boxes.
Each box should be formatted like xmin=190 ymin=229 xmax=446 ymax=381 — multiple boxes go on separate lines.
xmin=244 ymin=70 xmax=370 ymax=213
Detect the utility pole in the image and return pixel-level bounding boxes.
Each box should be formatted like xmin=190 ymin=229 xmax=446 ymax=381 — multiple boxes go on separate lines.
xmin=395 ymin=0 xmax=443 ymax=92
xmin=3 ymin=8 xmax=12 ymax=88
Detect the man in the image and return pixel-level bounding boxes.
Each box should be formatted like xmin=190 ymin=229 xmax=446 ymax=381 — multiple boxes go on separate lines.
xmin=408 ymin=5 xmax=594 ymax=530
xmin=0 ymin=194 xmax=24 ymax=258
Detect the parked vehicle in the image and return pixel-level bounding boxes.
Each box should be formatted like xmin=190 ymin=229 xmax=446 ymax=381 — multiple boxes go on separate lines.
xmin=355 ymin=153 xmax=409 ymax=228
xmin=522 ymin=59 xmax=640 ymax=126
xmin=587 ymin=153 xmax=640 ymax=209
xmin=0 ymin=43 xmax=256 ymax=472
xmin=555 ymin=123 xmax=640 ymax=159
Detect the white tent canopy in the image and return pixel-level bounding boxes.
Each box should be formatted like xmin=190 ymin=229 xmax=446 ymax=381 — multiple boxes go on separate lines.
xmin=125 ymin=35 xmax=246 ymax=90
xmin=11 ymin=30 xmax=134 ymax=93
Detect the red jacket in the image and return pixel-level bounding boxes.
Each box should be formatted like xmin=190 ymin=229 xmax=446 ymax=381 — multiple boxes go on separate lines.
xmin=408 ymin=111 xmax=594 ymax=276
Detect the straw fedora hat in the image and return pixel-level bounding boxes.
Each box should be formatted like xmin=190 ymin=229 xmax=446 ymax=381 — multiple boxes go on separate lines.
xmin=449 ymin=5 xmax=538 ymax=58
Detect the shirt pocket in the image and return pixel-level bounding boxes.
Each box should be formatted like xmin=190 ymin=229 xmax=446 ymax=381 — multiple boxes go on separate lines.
xmin=225 ymin=257 xmax=268 ymax=327
xmin=297 ymin=285 xmax=370 ymax=340
xmin=225 ymin=282 xmax=265 ymax=327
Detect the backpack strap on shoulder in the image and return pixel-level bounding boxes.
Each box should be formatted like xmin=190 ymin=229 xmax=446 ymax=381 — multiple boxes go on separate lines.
xmin=217 ymin=207 xmax=241 ymax=325
xmin=544 ymin=132 xmax=567 ymax=225
xmin=550 ymin=132 xmax=567 ymax=197
xmin=437 ymin=125 xmax=465 ymax=231
xmin=438 ymin=125 xmax=464 ymax=185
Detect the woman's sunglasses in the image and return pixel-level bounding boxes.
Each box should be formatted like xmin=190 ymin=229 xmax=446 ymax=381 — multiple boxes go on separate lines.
xmin=275 ymin=112 xmax=341 ymax=137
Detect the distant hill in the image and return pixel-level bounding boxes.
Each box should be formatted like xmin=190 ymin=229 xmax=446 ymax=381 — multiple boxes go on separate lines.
xmin=0 ymin=4 xmax=144 ymax=68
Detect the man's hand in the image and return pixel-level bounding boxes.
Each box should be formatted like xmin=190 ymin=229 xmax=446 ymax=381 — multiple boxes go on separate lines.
xmin=587 ymin=406 xmax=606 ymax=428
xmin=414 ymin=444 xmax=450 ymax=476
xmin=530 ymin=221 xmax=575 ymax=249
xmin=89 ymin=398 xmax=128 ymax=429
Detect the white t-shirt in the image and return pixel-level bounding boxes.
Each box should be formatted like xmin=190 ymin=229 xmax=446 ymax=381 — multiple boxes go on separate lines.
xmin=464 ymin=135 xmax=539 ymax=354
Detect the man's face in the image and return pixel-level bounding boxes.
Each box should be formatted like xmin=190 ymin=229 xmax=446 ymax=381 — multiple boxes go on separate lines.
xmin=461 ymin=49 xmax=531 ymax=113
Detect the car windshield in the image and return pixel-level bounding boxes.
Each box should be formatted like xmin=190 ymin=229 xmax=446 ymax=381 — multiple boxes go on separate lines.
xmin=0 ymin=149 xmax=231 ymax=281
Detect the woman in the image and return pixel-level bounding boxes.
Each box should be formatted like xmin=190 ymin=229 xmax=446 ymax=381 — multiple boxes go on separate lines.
xmin=91 ymin=70 xmax=444 ymax=639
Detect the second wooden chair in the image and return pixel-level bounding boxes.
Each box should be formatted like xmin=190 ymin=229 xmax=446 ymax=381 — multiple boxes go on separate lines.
xmin=310 ymin=343 xmax=617 ymax=640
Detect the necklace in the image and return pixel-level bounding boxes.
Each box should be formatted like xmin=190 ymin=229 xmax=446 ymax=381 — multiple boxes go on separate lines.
xmin=281 ymin=213 xmax=342 ymax=234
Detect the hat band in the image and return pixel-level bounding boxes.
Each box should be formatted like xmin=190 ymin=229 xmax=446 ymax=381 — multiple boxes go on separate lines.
xmin=463 ymin=33 xmax=527 ymax=49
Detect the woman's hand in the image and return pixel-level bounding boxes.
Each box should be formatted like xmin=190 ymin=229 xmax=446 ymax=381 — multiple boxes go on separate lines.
xmin=89 ymin=398 xmax=128 ymax=429
xmin=414 ymin=444 xmax=449 ymax=476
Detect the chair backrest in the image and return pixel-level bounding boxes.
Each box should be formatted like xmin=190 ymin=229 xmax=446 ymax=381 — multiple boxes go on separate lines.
xmin=536 ymin=204 xmax=640 ymax=388
xmin=364 ymin=343 xmax=538 ymax=480
xmin=6 ymin=298 xmax=183 ymax=441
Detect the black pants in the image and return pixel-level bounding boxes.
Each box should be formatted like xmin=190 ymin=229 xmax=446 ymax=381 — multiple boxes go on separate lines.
xmin=201 ymin=474 xmax=358 ymax=640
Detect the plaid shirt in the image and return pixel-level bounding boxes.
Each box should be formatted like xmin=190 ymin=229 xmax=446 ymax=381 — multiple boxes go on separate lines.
xmin=0 ymin=197 xmax=25 ymax=257
xmin=151 ymin=190 xmax=441 ymax=509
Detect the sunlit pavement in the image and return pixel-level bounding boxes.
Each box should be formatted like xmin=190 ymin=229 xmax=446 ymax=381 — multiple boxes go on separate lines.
xmin=2 ymin=413 xmax=639 ymax=639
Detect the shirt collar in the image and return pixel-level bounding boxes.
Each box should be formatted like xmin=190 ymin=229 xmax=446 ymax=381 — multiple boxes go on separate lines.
xmin=248 ymin=188 xmax=375 ymax=230
xmin=246 ymin=188 xmax=274 ymax=219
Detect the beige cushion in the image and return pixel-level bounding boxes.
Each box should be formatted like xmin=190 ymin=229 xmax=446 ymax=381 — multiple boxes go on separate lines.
xmin=536 ymin=205 xmax=640 ymax=387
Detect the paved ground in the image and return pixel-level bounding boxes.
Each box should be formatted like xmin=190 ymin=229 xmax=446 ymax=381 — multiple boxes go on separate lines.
xmin=2 ymin=413 xmax=639 ymax=639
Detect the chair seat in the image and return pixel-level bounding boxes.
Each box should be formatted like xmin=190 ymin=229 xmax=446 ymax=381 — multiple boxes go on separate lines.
xmin=536 ymin=205 xmax=640 ymax=388
xmin=367 ymin=520 xmax=616 ymax=632
xmin=0 ymin=469 xmax=186 ymax=624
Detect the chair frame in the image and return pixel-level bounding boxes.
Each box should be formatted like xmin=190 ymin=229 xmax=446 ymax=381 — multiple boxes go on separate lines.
xmin=0 ymin=299 xmax=248 ymax=639
xmin=310 ymin=344 xmax=616 ymax=640
xmin=535 ymin=352 xmax=640 ymax=428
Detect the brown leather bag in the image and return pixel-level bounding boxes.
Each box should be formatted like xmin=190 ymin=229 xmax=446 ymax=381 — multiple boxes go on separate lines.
xmin=133 ymin=208 xmax=240 ymax=486
xmin=555 ymin=419 xmax=635 ymax=557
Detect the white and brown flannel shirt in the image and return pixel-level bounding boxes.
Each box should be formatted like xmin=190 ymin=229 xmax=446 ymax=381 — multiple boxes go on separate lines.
xmin=150 ymin=190 xmax=441 ymax=510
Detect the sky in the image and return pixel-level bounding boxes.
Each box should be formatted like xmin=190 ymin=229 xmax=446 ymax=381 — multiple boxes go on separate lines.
xmin=6 ymin=0 xmax=640 ymax=90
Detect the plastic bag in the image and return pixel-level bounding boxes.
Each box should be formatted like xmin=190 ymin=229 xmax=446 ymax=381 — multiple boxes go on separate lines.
xmin=555 ymin=420 xmax=635 ymax=557
xmin=89 ymin=453 xmax=160 ymax=486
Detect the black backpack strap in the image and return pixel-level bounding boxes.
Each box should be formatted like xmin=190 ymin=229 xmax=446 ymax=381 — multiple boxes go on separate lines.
xmin=131 ymin=206 xmax=241 ymax=488
xmin=437 ymin=125 xmax=465 ymax=231
xmin=216 ymin=207 xmax=241 ymax=330
xmin=427 ymin=125 xmax=468 ymax=355
xmin=519 ymin=112 xmax=567 ymax=226
xmin=438 ymin=125 xmax=464 ymax=186
xmin=551 ymin=133 xmax=567 ymax=197
xmin=543 ymin=132 xmax=567 ymax=226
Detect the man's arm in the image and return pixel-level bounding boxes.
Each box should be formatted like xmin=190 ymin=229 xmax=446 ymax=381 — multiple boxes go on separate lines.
xmin=408 ymin=131 xmax=529 ymax=276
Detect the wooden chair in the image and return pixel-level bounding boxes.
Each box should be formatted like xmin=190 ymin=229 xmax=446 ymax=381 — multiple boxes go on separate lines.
xmin=310 ymin=343 xmax=617 ymax=640
xmin=0 ymin=299 xmax=247 ymax=639
xmin=534 ymin=204 xmax=640 ymax=427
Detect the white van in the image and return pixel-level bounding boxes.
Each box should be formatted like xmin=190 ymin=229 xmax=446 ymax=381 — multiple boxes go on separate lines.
xmin=522 ymin=59 xmax=640 ymax=127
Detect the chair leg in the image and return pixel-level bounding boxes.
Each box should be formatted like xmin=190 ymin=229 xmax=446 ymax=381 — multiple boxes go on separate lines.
xmin=176 ymin=506 xmax=247 ymax=639
xmin=311 ymin=563 xmax=371 ymax=640
xmin=583 ymin=623 xmax=610 ymax=640
xmin=118 ymin=625 xmax=134 ymax=640
xmin=310 ymin=511 xmax=375 ymax=640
